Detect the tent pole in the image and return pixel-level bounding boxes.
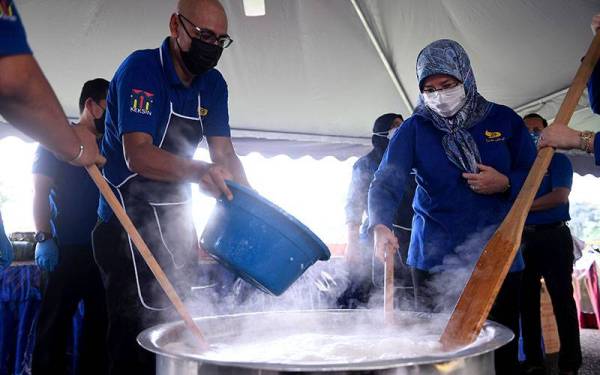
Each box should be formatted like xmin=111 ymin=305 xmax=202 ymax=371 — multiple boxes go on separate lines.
xmin=515 ymin=87 xmax=571 ymax=113
xmin=349 ymin=0 xmax=414 ymax=112
xmin=515 ymin=87 xmax=591 ymax=124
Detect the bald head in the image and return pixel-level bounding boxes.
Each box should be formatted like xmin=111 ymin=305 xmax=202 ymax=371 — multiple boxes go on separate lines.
xmin=177 ymin=0 xmax=228 ymax=34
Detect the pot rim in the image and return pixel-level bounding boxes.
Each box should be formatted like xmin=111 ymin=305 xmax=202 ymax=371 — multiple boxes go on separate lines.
xmin=137 ymin=309 xmax=514 ymax=372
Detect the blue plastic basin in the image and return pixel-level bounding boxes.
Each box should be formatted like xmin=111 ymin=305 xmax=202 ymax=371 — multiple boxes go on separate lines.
xmin=200 ymin=181 xmax=331 ymax=296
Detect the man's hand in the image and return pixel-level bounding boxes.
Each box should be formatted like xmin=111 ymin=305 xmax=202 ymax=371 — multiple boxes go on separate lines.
xmin=68 ymin=126 xmax=106 ymax=167
xmin=206 ymin=136 xmax=250 ymax=187
xmin=462 ymin=164 xmax=509 ymax=195
xmin=199 ymin=164 xmax=234 ymax=200
xmin=35 ymin=240 xmax=59 ymax=272
xmin=538 ymin=124 xmax=581 ymax=150
xmin=373 ymin=224 xmax=398 ymax=263
xmin=592 ymin=13 xmax=600 ymax=34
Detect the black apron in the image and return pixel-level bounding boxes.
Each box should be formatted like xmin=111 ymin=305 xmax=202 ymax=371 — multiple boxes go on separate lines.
xmin=117 ymin=102 xmax=204 ymax=310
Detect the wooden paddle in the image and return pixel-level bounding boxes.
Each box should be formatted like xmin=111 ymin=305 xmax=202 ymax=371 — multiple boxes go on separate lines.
xmin=384 ymin=245 xmax=394 ymax=324
xmin=440 ymin=32 xmax=600 ymax=349
xmin=86 ymin=165 xmax=208 ymax=349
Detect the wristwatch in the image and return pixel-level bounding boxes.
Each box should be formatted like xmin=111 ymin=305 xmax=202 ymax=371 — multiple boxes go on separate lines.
xmin=579 ymin=131 xmax=595 ymax=153
xmin=34 ymin=231 xmax=53 ymax=243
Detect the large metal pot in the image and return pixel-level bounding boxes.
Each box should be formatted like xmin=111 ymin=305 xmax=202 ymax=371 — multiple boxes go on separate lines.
xmin=138 ymin=310 xmax=513 ymax=374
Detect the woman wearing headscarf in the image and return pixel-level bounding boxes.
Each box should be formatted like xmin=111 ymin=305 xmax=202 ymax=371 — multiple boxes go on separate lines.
xmin=340 ymin=113 xmax=416 ymax=308
xmin=368 ymin=39 xmax=536 ymax=374
xmin=344 ymin=113 xmax=406 ymax=264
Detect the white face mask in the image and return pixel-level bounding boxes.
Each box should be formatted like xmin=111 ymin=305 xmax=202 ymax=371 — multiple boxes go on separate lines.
xmin=422 ymin=84 xmax=467 ymax=118
xmin=373 ymin=126 xmax=398 ymax=140
xmin=388 ymin=126 xmax=398 ymax=139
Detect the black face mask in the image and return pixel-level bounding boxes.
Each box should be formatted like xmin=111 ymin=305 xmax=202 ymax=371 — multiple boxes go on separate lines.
xmin=94 ymin=110 xmax=106 ymax=135
xmin=177 ymin=36 xmax=223 ymax=76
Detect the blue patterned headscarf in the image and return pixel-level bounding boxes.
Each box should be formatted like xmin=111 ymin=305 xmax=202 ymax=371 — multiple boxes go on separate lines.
xmin=413 ymin=39 xmax=493 ymax=173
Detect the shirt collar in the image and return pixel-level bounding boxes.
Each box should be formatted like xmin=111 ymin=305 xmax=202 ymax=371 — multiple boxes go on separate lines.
xmin=160 ymin=37 xmax=184 ymax=87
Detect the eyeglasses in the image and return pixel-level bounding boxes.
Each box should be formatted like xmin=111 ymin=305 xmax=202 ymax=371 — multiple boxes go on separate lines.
xmin=178 ymin=13 xmax=233 ymax=49
xmin=422 ymin=80 xmax=461 ymax=94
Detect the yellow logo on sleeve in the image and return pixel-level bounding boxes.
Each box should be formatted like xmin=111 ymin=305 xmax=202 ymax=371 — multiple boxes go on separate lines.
xmin=199 ymin=107 xmax=208 ymax=117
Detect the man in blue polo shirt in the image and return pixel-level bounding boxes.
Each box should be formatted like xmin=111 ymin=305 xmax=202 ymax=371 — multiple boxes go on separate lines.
xmin=520 ymin=114 xmax=581 ymax=375
xmin=31 ymin=78 xmax=109 ymax=375
xmin=92 ymin=0 xmax=249 ymax=373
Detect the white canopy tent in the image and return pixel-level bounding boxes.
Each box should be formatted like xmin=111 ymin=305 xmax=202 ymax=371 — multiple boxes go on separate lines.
xmin=1 ymin=0 xmax=600 ymax=171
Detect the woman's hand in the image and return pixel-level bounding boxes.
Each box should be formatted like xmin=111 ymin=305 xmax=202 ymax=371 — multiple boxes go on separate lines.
xmin=462 ymin=164 xmax=509 ymax=195
xmin=373 ymin=224 xmax=399 ymax=263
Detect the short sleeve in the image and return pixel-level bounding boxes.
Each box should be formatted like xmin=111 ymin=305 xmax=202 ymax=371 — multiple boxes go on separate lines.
xmin=32 ymin=146 xmax=59 ymax=179
xmin=201 ymin=70 xmax=230 ymax=137
xmin=549 ymin=153 xmax=573 ymax=190
xmin=116 ymin=55 xmax=164 ymax=138
xmin=0 ymin=2 xmax=31 ymax=56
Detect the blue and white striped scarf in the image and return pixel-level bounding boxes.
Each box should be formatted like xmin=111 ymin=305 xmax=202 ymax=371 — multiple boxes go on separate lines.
xmin=414 ymin=39 xmax=493 ymax=173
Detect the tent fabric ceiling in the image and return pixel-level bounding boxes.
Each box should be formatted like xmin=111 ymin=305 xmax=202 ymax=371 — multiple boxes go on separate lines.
xmin=16 ymin=0 xmax=600 ymax=139
xmin=7 ymin=0 xmax=600 ymax=155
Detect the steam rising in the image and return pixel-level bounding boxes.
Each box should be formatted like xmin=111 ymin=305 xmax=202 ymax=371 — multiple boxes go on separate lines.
xmin=130 ymin=153 xmax=507 ymax=365
xmin=148 ymin=223 xmax=502 ymax=346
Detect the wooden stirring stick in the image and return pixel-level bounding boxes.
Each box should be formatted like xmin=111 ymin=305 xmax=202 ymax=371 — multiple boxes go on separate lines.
xmin=86 ymin=165 xmax=208 ymax=349
xmin=440 ymin=32 xmax=600 ymax=349
xmin=384 ymin=245 xmax=395 ymax=324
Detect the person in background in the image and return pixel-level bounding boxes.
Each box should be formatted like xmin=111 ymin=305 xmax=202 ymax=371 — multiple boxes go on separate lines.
xmin=92 ymin=1 xmax=248 ymax=373
xmin=341 ymin=113 xmax=416 ymax=308
xmin=31 ymin=79 xmax=109 ymax=375
xmin=520 ymin=113 xmax=581 ymax=375
xmin=538 ymin=13 xmax=600 ymax=160
xmin=368 ymin=39 xmax=536 ymax=374
xmin=0 ymin=1 xmax=104 ymax=271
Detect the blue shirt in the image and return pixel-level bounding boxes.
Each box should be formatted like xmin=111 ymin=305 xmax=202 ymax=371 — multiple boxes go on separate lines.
xmin=588 ymin=61 xmax=600 ymax=165
xmin=32 ymin=145 xmax=99 ymax=246
xmin=345 ymin=149 xmax=415 ymax=239
xmin=368 ymin=104 xmax=536 ymax=272
xmin=525 ymin=153 xmax=572 ymax=225
xmin=0 ymin=1 xmax=31 ymax=56
xmin=99 ymin=37 xmax=231 ymax=221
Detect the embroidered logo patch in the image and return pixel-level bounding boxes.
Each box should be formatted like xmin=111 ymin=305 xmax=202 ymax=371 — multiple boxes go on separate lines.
xmin=130 ymin=89 xmax=154 ymax=116
xmin=485 ymin=130 xmax=505 ymax=142
xmin=199 ymin=107 xmax=208 ymax=117
xmin=0 ymin=1 xmax=17 ymax=21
